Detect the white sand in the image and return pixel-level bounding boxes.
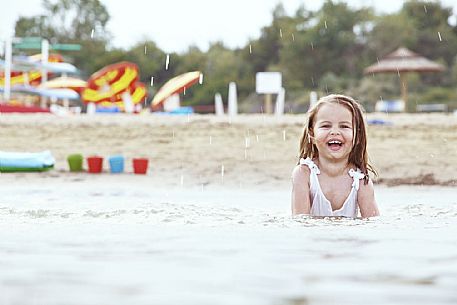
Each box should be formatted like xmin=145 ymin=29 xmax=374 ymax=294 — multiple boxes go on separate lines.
xmin=1 ymin=113 xmax=456 ymax=186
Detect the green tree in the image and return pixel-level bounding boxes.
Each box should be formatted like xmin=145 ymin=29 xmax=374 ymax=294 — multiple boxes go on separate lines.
xmin=280 ymin=1 xmax=370 ymax=90
xmin=366 ymin=13 xmax=418 ymax=57
xmin=183 ymin=42 xmax=247 ymax=106
xmin=14 ymin=0 xmax=110 ymax=43
xmin=14 ymin=0 xmax=111 ymax=75
xmin=403 ymin=1 xmax=457 ymax=63
xmin=126 ymin=41 xmax=169 ymax=87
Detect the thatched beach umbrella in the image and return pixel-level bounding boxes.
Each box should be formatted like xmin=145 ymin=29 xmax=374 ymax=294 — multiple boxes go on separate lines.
xmin=364 ymin=47 xmax=445 ymax=111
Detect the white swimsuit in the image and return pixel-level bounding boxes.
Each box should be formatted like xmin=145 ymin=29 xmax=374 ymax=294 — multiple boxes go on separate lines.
xmin=300 ymin=158 xmax=365 ymax=218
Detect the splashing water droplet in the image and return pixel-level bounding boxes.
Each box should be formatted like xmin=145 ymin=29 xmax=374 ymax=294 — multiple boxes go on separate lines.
xmin=438 ymin=32 xmax=442 ymax=41
xmin=209 ymin=136 xmax=212 ymax=145
xmin=424 ymin=5 xmax=427 ymax=13
xmin=165 ymin=54 xmax=170 ymax=70
xmin=183 ymin=86 xmax=186 ymax=95
xmin=256 ymin=135 xmax=259 ymax=142
xmin=279 ymin=28 xmax=283 ymax=38
xmin=291 ymin=33 xmax=295 ymax=41
xmin=249 ymin=44 xmax=252 ymax=54
xmin=311 ymin=42 xmax=314 ymax=50
xmin=245 ymin=137 xmax=250 ymax=148
xmin=144 ymin=45 xmax=147 ymax=54
xmin=221 ymin=165 xmax=225 ymax=181
xmin=283 ymin=130 xmax=286 ymax=141
xmin=324 ymin=21 xmax=327 ymax=29
xmin=150 ymin=76 xmax=154 ymax=86
xmin=199 ymin=73 xmax=203 ymax=84
xmin=91 ymin=29 xmax=95 ymax=39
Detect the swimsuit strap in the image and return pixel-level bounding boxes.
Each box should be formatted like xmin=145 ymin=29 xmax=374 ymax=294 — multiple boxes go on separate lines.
xmin=299 ymin=157 xmax=320 ymax=174
xmin=300 ymin=157 xmax=364 ymax=190
xmin=349 ymin=168 xmax=364 ymax=191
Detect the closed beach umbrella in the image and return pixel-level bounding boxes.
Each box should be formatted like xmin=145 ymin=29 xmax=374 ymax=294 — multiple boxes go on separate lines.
xmin=39 ymin=76 xmax=87 ymax=93
xmin=40 ymin=62 xmax=78 ymax=74
xmin=10 ymin=85 xmax=79 ymax=100
xmin=364 ymin=47 xmax=444 ymax=111
xmin=12 ymin=56 xmax=78 ymax=74
xmin=151 ymin=71 xmax=201 ymax=107
xmin=38 ymin=88 xmax=79 ymax=100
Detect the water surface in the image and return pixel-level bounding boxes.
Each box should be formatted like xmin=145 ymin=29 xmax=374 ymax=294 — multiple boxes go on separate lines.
xmin=1 ymin=180 xmax=456 ymax=305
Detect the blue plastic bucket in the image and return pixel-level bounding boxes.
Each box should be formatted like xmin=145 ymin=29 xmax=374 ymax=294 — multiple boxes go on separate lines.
xmin=109 ymin=155 xmax=124 ymax=173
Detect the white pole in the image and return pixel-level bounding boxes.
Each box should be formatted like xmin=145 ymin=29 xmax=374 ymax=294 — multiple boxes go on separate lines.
xmin=86 ymin=102 xmax=96 ymax=115
xmin=228 ymin=82 xmax=237 ymax=116
xmin=214 ymin=93 xmax=224 ymax=116
xmin=309 ymin=91 xmax=318 ymax=110
xmin=40 ymin=39 xmax=49 ymax=108
xmin=4 ymin=37 xmax=12 ymax=101
xmin=275 ymin=87 xmax=285 ymax=116
xmin=122 ymin=91 xmax=134 ymax=113
xmin=41 ymin=39 xmax=49 ymax=84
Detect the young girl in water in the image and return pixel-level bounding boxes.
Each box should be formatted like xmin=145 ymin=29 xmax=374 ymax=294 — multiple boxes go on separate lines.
xmin=291 ymin=94 xmax=380 ymax=218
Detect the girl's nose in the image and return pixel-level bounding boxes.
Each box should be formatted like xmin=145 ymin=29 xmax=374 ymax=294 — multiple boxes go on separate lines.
xmin=330 ymin=129 xmax=340 ymax=135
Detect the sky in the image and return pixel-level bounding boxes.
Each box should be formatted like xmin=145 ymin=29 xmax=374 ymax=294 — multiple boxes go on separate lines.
xmin=1 ymin=0 xmax=456 ymax=53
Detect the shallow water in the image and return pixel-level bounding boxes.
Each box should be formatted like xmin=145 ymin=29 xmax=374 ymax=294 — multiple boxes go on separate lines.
xmin=1 ymin=180 xmax=456 ymax=305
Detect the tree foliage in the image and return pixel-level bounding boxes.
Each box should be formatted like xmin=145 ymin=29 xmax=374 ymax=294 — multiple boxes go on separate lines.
xmin=15 ymin=0 xmax=110 ymax=43
xmin=11 ymin=0 xmax=457 ymax=110
xmin=14 ymin=0 xmax=110 ymax=75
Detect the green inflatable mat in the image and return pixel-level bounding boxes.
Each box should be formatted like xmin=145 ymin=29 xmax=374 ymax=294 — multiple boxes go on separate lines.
xmin=0 ymin=165 xmax=54 ymax=173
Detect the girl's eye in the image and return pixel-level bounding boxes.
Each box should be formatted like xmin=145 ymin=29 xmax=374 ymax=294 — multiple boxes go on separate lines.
xmin=321 ymin=124 xmax=331 ymax=128
xmin=341 ymin=125 xmax=352 ymax=129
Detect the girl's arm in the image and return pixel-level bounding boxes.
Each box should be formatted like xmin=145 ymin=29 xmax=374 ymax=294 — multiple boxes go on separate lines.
xmin=357 ymin=179 xmax=380 ymax=218
xmin=291 ymin=165 xmax=311 ymax=215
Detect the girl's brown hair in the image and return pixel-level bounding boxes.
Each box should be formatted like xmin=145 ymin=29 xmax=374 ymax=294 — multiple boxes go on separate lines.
xmin=298 ymin=94 xmax=377 ymax=183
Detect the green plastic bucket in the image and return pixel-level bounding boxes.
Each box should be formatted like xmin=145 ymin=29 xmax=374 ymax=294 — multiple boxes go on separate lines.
xmin=67 ymin=154 xmax=83 ymax=172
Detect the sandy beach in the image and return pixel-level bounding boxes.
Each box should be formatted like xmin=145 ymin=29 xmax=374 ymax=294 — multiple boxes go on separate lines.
xmin=0 ymin=112 xmax=456 ymax=187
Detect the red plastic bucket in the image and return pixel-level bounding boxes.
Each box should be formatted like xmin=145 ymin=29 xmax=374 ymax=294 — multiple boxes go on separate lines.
xmin=133 ymin=158 xmax=149 ymax=174
xmin=87 ymin=156 xmax=103 ymax=173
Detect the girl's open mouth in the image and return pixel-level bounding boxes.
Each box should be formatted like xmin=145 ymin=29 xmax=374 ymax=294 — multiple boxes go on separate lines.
xmin=327 ymin=140 xmax=343 ymax=151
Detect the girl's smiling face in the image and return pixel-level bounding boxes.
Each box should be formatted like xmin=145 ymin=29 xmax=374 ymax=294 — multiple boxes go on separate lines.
xmin=312 ymin=103 xmax=354 ymax=161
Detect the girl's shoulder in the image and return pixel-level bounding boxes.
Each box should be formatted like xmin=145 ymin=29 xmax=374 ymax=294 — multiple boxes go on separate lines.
xmin=357 ymin=178 xmax=375 ymax=198
xmin=357 ymin=178 xmax=379 ymax=217
xmin=291 ymin=162 xmax=311 ymax=185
